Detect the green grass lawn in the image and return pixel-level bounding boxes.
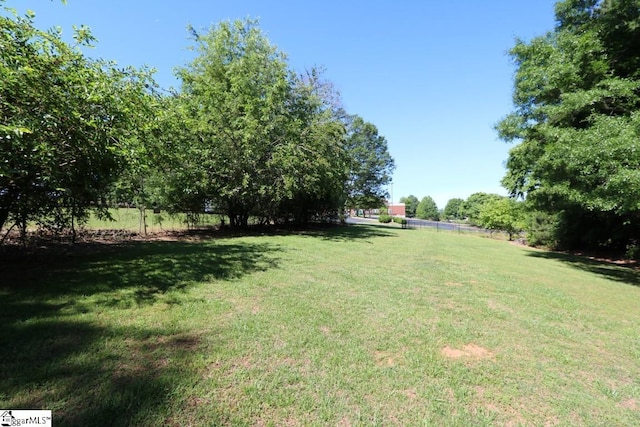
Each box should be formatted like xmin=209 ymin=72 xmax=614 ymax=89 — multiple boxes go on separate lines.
xmin=84 ymin=208 xmax=223 ymax=233
xmin=1 ymin=225 xmax=639 ymax=426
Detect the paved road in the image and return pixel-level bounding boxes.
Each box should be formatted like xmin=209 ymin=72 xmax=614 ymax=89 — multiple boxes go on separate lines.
xmin=346 ymin=216 xmax=492 ymax=234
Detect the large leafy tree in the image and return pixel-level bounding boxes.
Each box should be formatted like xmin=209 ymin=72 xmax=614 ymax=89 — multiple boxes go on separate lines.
xmin=460 ymin=192 xmax=503 ymax=225
xmin=272 ymin=70 xmax=349 ymax=224
xmin=416 ymin=196 xmax=439 ymax=221
xmin=497 ymin=0 xmax=640 ymax=249
xmin=478 ymin=197 xmax=524 ymax=240
xmin=174 ymin=19 xmax=294 ymax=227
xmin=0 ymin=5 xmax=155 ymax=242
xmin=172 ymin=20 xmax=348 ymax=227
xmin=344 ymin=116 xmax=395 ymax=212
xmin=443 ymin=198 xmax=464 ymax=220
xmin=399 ymin=195 xmax=419 ymax=218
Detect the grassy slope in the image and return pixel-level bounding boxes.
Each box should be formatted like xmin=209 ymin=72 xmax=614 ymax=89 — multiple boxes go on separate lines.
xmin=1 ymin=225 xmax=639 ymax=426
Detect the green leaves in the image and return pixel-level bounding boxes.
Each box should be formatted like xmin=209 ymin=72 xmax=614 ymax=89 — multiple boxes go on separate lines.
xmin=344 ymin=115 xmax=395 ymax=211
xmin=478 ymin=197 xmax=524 ymax=240
xmin=167 ymin=20 xmax=351 ymax=226
xmin=416 ymin=196 xmax=439 ymax=221
xmin=0 ymin=5 xmax=156 ymax=240
xmin=498 ymin=0 xmax=640 ymax=249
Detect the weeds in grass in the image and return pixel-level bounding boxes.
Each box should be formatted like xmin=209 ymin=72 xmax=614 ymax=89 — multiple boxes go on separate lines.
xmin=1 ymin=225 xmax=639 ymax=425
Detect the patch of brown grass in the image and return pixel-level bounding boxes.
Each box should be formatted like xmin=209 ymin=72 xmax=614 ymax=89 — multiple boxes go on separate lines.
xmin=441 ymin=343 xmax=494 ymax=360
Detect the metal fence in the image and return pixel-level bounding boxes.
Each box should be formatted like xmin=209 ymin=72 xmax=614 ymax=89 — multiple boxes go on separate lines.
xmin=405 ymin=218 xmax=504 ymax=237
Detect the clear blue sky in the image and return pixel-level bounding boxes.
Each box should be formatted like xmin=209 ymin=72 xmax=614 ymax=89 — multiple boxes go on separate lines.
xmin=14 ymin=0 xmax=558 ymax=208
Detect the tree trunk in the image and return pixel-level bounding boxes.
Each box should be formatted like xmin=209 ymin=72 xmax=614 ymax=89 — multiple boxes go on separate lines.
xmin=0 ymin=208 xmax=9 ymax=235
xmin=139 ymin=205 xmax=147 ymax=236
xmin=71 ymin=208 xmax=76 ymax=244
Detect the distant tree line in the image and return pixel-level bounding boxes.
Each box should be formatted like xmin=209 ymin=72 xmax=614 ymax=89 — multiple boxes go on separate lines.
xmin=400 ymin=193 xmax=523 ymax=240
xmin=398 ymin=195 xmax=440 ymax=220
xmin=0 ymin=7 xmax=394 ymax=243
xmin=405 ymin=0 xmax=640 ymax=254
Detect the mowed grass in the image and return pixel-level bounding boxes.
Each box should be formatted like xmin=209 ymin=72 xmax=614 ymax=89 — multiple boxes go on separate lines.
xmin=84 ymin=208 xmax=223 ymax=233
xmin=1 ymin=225 xmax=639 ymax=426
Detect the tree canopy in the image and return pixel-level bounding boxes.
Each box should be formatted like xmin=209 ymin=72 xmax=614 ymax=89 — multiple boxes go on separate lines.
xmin=344 ymin=116 xmax=395 ymax=212
xmin=497 ymin=0 xmax=640 ymax=250
xmin=0 ymin=5 xmax=155 ymax=242
xmin=167 ymin=20 xmax=353 ymax=227
xmin=460 ymin=192 xmax=503 ymax=225
xmin=416 ymin=196 xmax=439 ymax=221
xmin=443 ymin=198 xmax=464 ymax=220
xmin=478 ymin=197 xmax=524 ymax=240
xmin=0 ymin=9 xmax=394 ymax=241
xmin=399 ymin=195 xmax=419 ymax=218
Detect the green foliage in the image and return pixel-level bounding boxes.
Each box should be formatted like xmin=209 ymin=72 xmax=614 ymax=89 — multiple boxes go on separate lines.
xmin=0 ymin=6 xmax=391 ymax=237
xmin=416 ymin=196 xmax=439 ymax=220
xmin=460 ymin=192 xmax=502 ymax=224
xmin=478 ymin=197 xmax=524 ymax=240
xmin=170 ymin=20 xmax=349 ymax=227
xmin=399 ymin=195 xmax=419 ymax=218
xmin=497 ymin=0 xmax=640 ymax=250
xmin=0 ymin=5 xmax=156 ymax=242
xmin=625 ymin=242 xmax=640 ymax=260
xmin=378 ymin=214 xmax=392 ymax=223
xmin=443 ymin=197 xmax=464 ymax=220
xmin=524 ymin=210 xmax=560 ymax=248
xmin=344 ymin=116 xmax=395 ymax=212
xmin=392 ymin=216 xmax=407 ymax=225
xmin=173 ymin=19 xmax=294 ymax=227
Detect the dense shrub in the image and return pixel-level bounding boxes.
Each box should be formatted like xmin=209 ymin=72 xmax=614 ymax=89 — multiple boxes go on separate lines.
xmin=625 ymin=242 xmax=640 ymax=260
xmin=378 ymin=214 xmax=392 ymax=223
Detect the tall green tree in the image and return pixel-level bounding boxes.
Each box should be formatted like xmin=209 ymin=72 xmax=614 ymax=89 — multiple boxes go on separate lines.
xmin=399 ymin=195 xmax=419 ymax=218
xmin=443 ymin=198 xmax=464 ymax=220
xmin=460 ymin=192 xmax=502 ymax=225
xmin=497 ymin=0 xmax=640 ymax=250
xmin=416 ymin=196 xmax=439 ymax=221
xmin=172 ymin=20 xmax=348 ymax=227
xmin=344 ymin=116 xmax=395 ymax=212
xmin=0 ymin=5 xmax=155 ymax=242
xmin=174 ymin=20 xmax=296 ymax=227
xmin=478 ymin=197 xmax=524 ymax=240
xmin=269 ymin=69 xmax=349 ymax=224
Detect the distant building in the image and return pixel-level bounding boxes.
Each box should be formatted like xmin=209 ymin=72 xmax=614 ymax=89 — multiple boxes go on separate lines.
xmin=348 ymin=202 xmax=405 ymax=218
xmin=386 ymin=202 xmax=406 ymax=217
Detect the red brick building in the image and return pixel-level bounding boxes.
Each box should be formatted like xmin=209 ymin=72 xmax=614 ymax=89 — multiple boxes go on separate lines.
xmin=349 ymin=202 xmax=406 ymax=218
xmin=386 ymin=203 xmax=406 ymax=217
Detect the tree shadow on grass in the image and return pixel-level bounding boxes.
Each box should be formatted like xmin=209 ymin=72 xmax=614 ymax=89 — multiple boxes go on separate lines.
xmin=269 ymin=223 xmax=398 ymax=242
xmin=1 ymin=319 xmax=233 ymax=426
xmin=525 ymin=250 xmax=640 ymax=287
xmin=311 ymin=224 xmax=398 ymax=241
xmin=2 ymin=240 xmax=281 ymax=307
xmin=0 ymin=239 xmax=281 ymax=426
xmin=174 ymin=222 xmax=398 ymax=243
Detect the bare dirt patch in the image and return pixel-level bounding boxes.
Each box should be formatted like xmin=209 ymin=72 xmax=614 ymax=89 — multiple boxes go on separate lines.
xmin=621 ymin=398 xmax=638 ymax=411
xmin=374 ymin=350 xmax=405 ymax=367
xmin=404 ymin=388 xmax=418 ymax=400
xmin=441 ymin=343 xmax=494 ymax=360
